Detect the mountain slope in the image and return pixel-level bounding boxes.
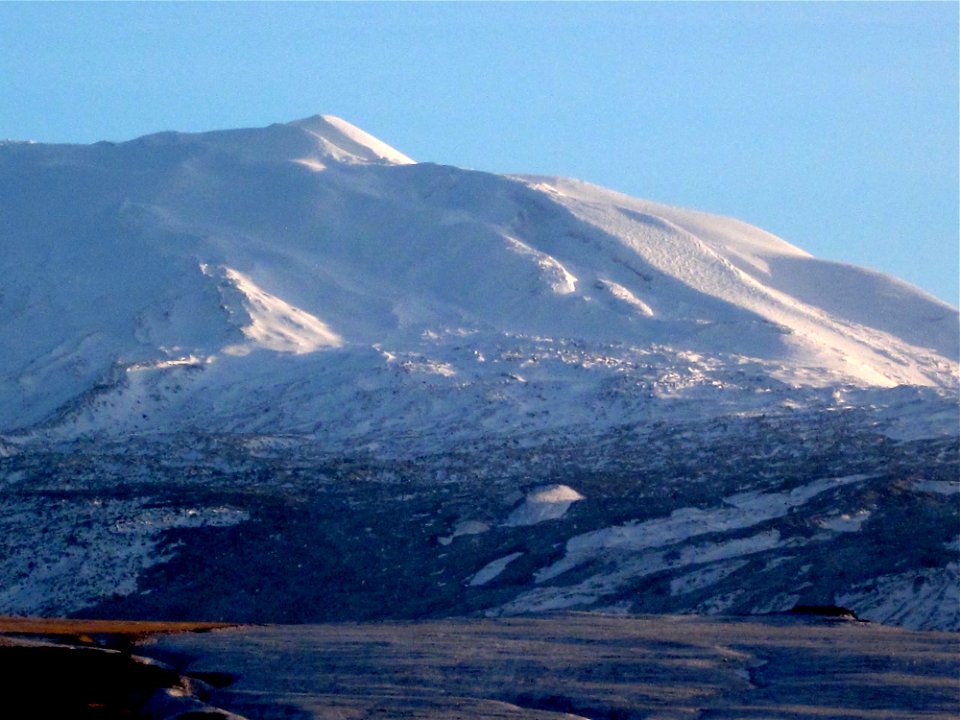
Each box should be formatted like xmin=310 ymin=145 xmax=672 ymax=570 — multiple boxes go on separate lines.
xmin=0 ymin=117 xmax=956 ymax=629
xmin=0 ymin=116 xmax=955 ymax=437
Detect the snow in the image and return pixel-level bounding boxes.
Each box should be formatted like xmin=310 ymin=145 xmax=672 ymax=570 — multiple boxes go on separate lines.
xmin=288 ymin=114 xmax=415 ymax=166
xmin=835 ymin=563 xmax=960 ymax=631
xmin=438 ymin=520 xmax=490 ymax=546
xmin=504 ymin=236 xmax=578 ymax=295
xmin=493 ymin=530 xmax=786 ymax=616
xmin=0 ymin=497 xmax=248 ymax=616
xmin=595 ymin=279 xmax=655 ymax=316
xmin=513 ymin=175 xmax=958 ymax=389
xmin=669 ymin=560 xmax=749 ymax=596
xmin=504 ymin=485 xmax=585 ymax=527
xmin=818 ymin=510 xmax=872 ymax=533
xmin=127 ymin=356 xmax=204 ymax=372
xmin=220 ymin=267 xmax=343 ymax=355
xmin=0 ymin=115 xmax=955 ymax=439
xmin=468 ymin=552 xmax=524 ymax=586
xmin=488 ymin=474 xmax=876 ymax=615
xmin=536 ymin=475 xmax=867 ymax=583
xmin=913 ymin=480 xmax=960 ymax=496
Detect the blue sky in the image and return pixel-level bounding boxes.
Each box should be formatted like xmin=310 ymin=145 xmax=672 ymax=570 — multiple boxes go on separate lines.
xmin=2 ymin=2 xmax=956 ymax=305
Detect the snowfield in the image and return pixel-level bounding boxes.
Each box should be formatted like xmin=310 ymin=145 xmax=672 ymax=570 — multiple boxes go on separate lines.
xmin=0 ymin=116 xmax=956 ymax=628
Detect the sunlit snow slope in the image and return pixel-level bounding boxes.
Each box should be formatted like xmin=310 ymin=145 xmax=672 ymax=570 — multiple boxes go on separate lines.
xmin=0 ymin=116 xmax=956 ymax=438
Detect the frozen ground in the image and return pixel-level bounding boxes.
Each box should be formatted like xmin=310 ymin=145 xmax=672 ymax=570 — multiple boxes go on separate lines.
xmin=139 ymin=614 xmax=960 ymax=719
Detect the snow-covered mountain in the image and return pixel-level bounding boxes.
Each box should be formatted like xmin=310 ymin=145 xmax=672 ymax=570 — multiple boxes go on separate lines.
xmin=1 ymin=116 xmax=957 ymax=629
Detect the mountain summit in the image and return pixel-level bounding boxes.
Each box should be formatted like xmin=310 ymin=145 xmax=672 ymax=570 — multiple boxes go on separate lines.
xmin=0 ymin=117 xmax=956 ymax=629
xmin=287 ymin=114 xmax=415 ymax=165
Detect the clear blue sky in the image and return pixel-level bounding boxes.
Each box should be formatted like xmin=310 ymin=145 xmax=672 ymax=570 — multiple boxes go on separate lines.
xmin=2 ymin=2 xmax=956 ymax=305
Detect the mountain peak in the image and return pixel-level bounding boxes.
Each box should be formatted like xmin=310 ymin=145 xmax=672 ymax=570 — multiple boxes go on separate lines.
xmin=287 ymin=114 xmax=415 ymax=166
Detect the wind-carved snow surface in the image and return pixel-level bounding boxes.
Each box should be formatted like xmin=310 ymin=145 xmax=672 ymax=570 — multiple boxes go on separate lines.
xmin=514 ymin=175 xmax=957 ymax=390
xmin=218 ymin=267 xmax=343 ymax=355
xmin=504 ymin=236 xmax=578 ymax=295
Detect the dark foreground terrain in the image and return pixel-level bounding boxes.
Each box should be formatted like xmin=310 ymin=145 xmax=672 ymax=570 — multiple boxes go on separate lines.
xmin=3 ymin=614 xmax=955 ymax=719
xmin=0 ymin=618 xmax=233 ymax=718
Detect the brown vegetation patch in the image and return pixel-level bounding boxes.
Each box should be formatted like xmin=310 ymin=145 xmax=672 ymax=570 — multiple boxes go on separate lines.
xmin=0 ymin=616 xmax=233 ymax=650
